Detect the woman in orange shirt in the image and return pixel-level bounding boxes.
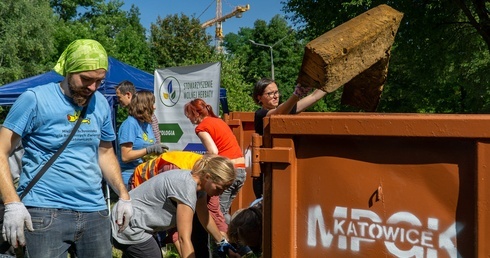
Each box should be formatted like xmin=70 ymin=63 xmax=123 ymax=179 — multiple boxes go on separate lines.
xmin=185 ymin=98 xmax=247 ymax=224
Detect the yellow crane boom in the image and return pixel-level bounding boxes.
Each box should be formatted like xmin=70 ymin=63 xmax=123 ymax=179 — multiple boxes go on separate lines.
xmin=201 ymin=4 xmax=250 ymax=29
xmin=201 ymin=2 xmax=250 ymax=52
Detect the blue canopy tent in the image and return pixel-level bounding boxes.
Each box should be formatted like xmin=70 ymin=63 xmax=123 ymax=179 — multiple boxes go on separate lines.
xmin=0 ymin=57 xmax=157 ymax=208
xmin=0 ymin=57 xmax=154 ymax=108
xmin=0 ymin=57 xmax=229 ymax=113
xmin=0 ymin=57 xmax=229 ymax=209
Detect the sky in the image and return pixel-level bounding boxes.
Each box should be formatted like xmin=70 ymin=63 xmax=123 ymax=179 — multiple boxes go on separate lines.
xmin=120 ymin=0 xmax=289 ymax=38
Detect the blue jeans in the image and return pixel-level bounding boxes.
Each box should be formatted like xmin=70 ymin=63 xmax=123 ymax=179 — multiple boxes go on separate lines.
xmin=25 ymin=207 xmax=111 ymax=258
xmin=220 ymin=167 xmax=246 ymax=224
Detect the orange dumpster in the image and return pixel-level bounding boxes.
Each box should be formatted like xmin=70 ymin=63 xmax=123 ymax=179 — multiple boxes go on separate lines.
xmin=251 ymin=112 xmax=490 ymax=257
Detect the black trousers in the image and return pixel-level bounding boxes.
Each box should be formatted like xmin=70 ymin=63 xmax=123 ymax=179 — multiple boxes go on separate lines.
xmin=191 ymin=213 xmax=211 ymax=258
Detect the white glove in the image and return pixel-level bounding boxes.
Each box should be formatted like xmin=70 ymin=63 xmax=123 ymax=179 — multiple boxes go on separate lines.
xmin=115 ymin=198 xmax=133 ymax=233
xmin=216 ymin=238 xmax=237 ymax=257
xmin=2 ymin=202 xmax=33 ymax=248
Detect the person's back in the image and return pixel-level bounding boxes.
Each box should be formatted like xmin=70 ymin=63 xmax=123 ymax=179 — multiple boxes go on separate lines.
xmin=112 ymin=154 xmax=237 ymax=258
xmin=197 ymin=116 xmax=243 ymax=159
xmin=184 ymin=98 xmax=247 ymax=224
xmin=131 ymin=151 xmax=202 ymax=188
xmin=129 ymin=151 xmax=229 ymax=257
xmin=112 ymin=169 xmax=198 ymax=244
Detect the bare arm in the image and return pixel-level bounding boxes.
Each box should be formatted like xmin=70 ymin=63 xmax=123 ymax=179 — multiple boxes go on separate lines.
xmin=0 ymin=128 xmax=21 ymax=204
xmin=196 ymin=195 xmax=224 ymax=242
xmin=176 ymin=199 xmax=196 ymax=258
xmin=197 ymin=132 xmax=219 ymax=154
xmin=119 ymin=142 xmax=148 ymax=163
xmin=98 ymin=141 xmax=129 ymax=200
xmin=266 ymin=94 xmax=300 ymax=117
xmin=296 ymin=89 xmax=327 ymax=113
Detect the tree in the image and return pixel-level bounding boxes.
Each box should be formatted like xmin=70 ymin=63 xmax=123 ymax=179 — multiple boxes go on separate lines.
xmin=0 ymin=0 xmax=56 ymax=85
xmin=111 ymin=6 xmax=154 ymax=71
xmin=218 ymin=55 xmax=257 ymax=112
xmin=51 ymin=0 xmax=152 ymax=71
xmin=223 ymin=15 xmax=331 ymax=111
xmin=50 ymin=0 xmax=102 ymax=21
xmin=454 ymin=0 xmax=490 ymax=53
xmin=283 ymin=0 xmax=490 ymax=113
xmin=1 ymin=0 xmax=154 ymax=124
xmin=149 ymin=14 xmax=214 ymax=69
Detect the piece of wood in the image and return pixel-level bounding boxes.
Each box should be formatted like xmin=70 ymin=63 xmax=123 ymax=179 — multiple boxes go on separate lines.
xmin=297 ymin=4 xmax=403 ymax=111
xmin=341 ymin=55 xmax=390 ymax=111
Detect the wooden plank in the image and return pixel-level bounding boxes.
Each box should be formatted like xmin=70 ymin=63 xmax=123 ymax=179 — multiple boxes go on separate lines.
xmin=297 ymin=4 xmax=403 ymax=110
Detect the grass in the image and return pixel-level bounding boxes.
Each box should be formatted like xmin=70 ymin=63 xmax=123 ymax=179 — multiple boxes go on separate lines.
xmin=112 ymin=244 xmax=180 ymax=258
xmin=112 ymin=244 xmax=261 ymax=258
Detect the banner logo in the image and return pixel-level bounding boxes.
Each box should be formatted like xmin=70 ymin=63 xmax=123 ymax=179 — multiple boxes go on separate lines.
xmin=158 ymin=76 xmax=181 ymax=107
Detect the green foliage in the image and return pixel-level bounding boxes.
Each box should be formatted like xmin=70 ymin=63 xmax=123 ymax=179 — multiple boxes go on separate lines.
xmin=0 ymin=106 xmax=10 ymax=124
xmin=218 ymin=55 xmax=256 ymax=112
xmin=112 ymin=6 xmax=155 ymax=72
xmin=149 ymin=14 xmax=214 ymax=69
xmin=283 ymin=0 xmax=490 ymax=113
xmin=0 ymin=0 xmax=56 ymax=85
xmin=50 ymin=0 xmax=103 ymax=21
xmin=147 ymin=14 xmax=254 ymax=112
xmin=5 ymin=0 xmax=489 ymax=116
xmin=51 ymin=0 xmax=152 ymax=71
xmin=223 ymin=14 xmax=332 ymax=112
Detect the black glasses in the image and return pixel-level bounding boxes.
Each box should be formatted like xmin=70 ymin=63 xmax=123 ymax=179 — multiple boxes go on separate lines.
xmin=264 ymin=91 xmax=280 ymax=98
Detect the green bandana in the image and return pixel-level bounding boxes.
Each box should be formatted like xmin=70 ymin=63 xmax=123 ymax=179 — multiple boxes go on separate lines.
xmin=53 ymin=39 xmax=108 ymax=76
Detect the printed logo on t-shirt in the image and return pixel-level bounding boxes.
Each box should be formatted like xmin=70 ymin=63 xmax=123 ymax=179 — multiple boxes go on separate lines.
xmin=142 ymin=132 xmax=154 ymax=144
xmin=67 ymin=110 xmax=90 ymax=124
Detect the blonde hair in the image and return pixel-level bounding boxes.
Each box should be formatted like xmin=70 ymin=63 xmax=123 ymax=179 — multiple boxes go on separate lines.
xmin=192 ymin=154 xmax=236 ymax=184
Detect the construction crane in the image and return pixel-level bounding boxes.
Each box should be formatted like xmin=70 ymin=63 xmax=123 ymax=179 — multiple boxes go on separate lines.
xmin=201 ymin=0 xmax=250 ymax=52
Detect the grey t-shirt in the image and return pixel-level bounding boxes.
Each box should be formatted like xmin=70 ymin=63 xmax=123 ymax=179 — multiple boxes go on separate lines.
xmin=112 ymin=169 xmax=200 ymax=244
xmin=0 ymin=125 xmax=23 ymax=187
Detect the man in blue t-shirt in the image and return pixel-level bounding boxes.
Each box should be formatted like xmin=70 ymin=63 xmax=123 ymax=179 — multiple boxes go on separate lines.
xmin=0 ymin=39 xmax=133 ymax=258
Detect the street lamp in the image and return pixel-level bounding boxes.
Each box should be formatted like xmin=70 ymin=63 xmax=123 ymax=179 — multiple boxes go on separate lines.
xmin=249 ymin=30 xmax=293 ymax=80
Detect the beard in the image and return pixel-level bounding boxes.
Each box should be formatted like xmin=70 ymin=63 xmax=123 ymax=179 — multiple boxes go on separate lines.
xmin=67 ymin=80 xmax=93 ymax=107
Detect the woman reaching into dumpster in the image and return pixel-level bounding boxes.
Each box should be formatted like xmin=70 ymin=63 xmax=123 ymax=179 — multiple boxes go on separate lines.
xmin=185 ymin=98 xmax=247 ymax=224
xmin=111 ymin=154 xmax=237 ymax=258
xmin=252 ymin=78 xmax=327 ymax=197
xmin=228 ymin=197 xmax=263 ymax=256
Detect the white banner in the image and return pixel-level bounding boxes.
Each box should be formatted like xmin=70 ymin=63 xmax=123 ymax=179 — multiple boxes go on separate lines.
xmin=154 ymin=62 xmax=221 ymax=152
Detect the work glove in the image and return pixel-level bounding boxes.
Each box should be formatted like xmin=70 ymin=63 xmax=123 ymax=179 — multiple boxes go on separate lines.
xmin=115 ymin=198 xmax=133 ymax=233
xmin=216 ymin=238 xmax=237 ymax=258
xmin=293 ymin=83 xmax=311 ymax=98
xmin=145 ymin=143 xmax=169 ymax=155
xmin=2 ymin=202 xmax=33 ymax=248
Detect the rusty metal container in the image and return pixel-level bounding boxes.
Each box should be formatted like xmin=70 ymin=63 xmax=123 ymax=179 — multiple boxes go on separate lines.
xmin=224 ymin=112 xmax=258 ymax=212
xmin=251 ymin=112 xmax=490 ymax=257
